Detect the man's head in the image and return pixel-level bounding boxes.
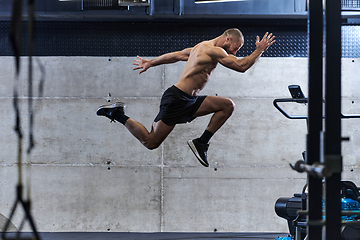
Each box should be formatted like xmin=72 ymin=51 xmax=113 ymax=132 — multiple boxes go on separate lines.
xmin=221 ymin=28 xmax=244 ymax=55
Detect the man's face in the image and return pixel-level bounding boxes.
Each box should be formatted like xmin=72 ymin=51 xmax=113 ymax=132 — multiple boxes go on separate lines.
xmin=223 ymin=37 xmax=243 ymax=55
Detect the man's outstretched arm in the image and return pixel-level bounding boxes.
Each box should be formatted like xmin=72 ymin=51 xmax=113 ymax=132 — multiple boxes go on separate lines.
xmin=216 ymin=32 xmax=275 ymax=73
xmin=133 ymin=48 xmax=192 ymax=74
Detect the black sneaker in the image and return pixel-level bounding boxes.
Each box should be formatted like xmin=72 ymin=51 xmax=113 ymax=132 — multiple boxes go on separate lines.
xmin=187 ymin=138 xmax=209 ymax=167
xmin=96 ymin=102 xmax=126 ymax=122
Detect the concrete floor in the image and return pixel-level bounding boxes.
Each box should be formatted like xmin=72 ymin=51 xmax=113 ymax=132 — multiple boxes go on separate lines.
xmin=1 ymin=232 xmax=290 ymax=240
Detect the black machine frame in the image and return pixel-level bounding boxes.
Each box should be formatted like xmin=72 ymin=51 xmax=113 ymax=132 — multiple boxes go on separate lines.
xmin=274 ymin=82 xmax=360 ymax=239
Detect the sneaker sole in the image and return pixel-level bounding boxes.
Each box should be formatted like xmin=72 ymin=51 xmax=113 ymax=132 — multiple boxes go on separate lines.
xmin=98 ymin=102 xmax=125 ymax=110
xmin=96 ymin=102 xmax=126 ymax=116
xmin=187 ymin=140 xmax=209 ymax=167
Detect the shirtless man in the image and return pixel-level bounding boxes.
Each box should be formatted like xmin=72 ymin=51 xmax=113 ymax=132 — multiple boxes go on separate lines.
xmin=97 ymin=28 xmax=275 ymax=167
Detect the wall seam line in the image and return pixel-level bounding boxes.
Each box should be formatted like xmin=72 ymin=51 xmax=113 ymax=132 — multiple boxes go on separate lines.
xmin=160 ymin=64 xmax=165 ymax=232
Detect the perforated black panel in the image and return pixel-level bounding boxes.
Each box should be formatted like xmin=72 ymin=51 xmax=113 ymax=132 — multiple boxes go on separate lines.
xmin=342 ymin=25 xmax=360 ymax=58
xmin=342 ymin=0 xmax=360 ymax=8
xmin=0 ymin=19 xmax=358 ymax=58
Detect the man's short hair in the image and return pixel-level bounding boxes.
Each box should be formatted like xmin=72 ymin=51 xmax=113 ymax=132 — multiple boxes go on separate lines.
xmin=223 ymin=28 xmax=244 ymax=43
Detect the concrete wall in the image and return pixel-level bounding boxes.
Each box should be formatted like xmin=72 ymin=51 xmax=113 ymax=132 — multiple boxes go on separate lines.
xmin=1 ymin=56 xmax=360 ymax=232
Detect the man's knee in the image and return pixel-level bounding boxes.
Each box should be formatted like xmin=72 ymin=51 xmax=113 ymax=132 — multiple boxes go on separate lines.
xmin=143 ymin=120 xmax=174 ymax=150
xmin=145 ymin=143 xmax=160 ymax=150
xmin=225 ymin=98 xmax=236 ymax=115
xmin=143 ymin=139 xmax=161 ymax=150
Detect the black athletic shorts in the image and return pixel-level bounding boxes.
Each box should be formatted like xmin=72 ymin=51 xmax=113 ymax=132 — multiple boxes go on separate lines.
xmin=154 ymin=85 xmax=207 ymax=126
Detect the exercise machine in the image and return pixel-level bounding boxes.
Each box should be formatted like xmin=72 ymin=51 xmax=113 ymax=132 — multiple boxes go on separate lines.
xmin=273 ymin=85 xmax=360 ymax=240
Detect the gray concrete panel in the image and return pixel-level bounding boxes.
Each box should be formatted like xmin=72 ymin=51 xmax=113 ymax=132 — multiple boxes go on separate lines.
xmin=0 ymin=99 xmax=19 ymax=164
xmin=163 ymin=166 xmax=305 ymax=232
xmin=0 ymin=166 xmax=28 ymax=231
xmin=0 ymin=98 xmax=162 ymax=166
xmin=0 ymin=57 xmax=163 ymax=98
xmin=342 ymin=58 xmax=360 ymax=98
xmin=1 ymin=165 xmax=161 ymax=232
xmin=0 ymin=57 xmax=14 ymax=98
xmin=342 ymin=167 xmax=360 ymax=185
xmin=33 ymin=98 xmax=161 ymax=165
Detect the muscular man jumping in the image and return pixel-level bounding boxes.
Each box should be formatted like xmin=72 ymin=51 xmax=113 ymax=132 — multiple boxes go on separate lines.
xmin=97 ymin=28 xmax=275 ymax=167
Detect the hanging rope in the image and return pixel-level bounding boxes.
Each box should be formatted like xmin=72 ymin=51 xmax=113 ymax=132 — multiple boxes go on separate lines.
xmin=9 ymin=0 xmax=24 ymax=188
xmin=1 ymin=0 xmax=42 ymax=239
xmin=27 ymin=0 xmax=35 ymax=155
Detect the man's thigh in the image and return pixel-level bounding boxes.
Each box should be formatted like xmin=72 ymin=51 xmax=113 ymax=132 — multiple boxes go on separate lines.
xmin=193 ymin=96 xmax=234 ymax=117
xmin=148 ymin=120 xmax=175 ymax=147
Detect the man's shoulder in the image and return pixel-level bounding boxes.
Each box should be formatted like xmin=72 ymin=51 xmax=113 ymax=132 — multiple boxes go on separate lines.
xmin=197 ymin=40 xmax=215 ymax=48
xmin=196 ymin=41 xmax=225 ymax=54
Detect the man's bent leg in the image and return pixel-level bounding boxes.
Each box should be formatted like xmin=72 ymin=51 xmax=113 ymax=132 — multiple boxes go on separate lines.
xmin=96 ymin=102 xmax=174 ymax=150
xmin=188 ymin=96 xmax=235 ymax=167
xmin=193 ymin=96 xmax=235 ymax=134
xmin=125 ymin=119 xmax=175 ymax=150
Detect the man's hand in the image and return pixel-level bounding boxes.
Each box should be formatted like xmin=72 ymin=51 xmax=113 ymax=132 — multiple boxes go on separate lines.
xmin=133 ymin=56 xmax=151 ymax=74
xmin=256 ymin=32 xmax=275 ymax=52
